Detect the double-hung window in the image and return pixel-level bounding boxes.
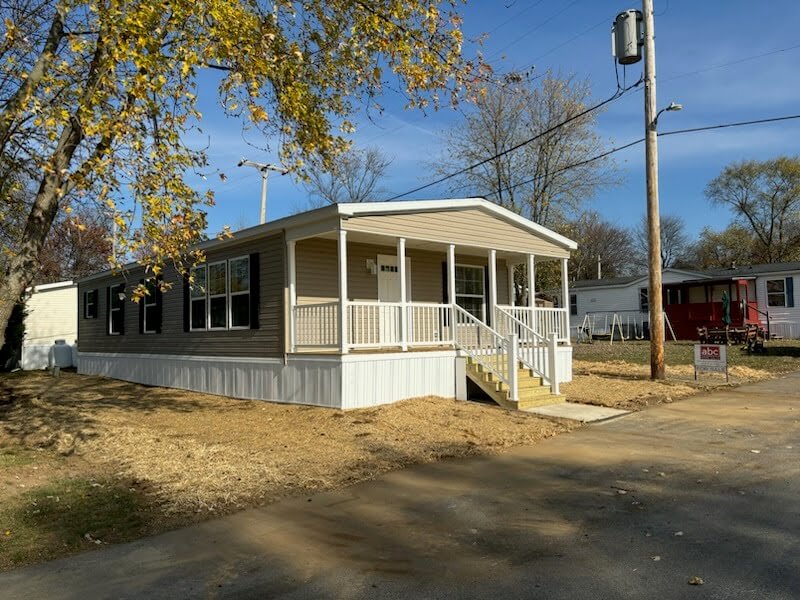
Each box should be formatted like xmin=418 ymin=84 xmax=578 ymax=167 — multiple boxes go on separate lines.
xmin=766 ymin=279 xmax=788 ymax=307
xmin=569 ymin=293 xmax=578 ymax=316
xmin=108 ymin=283 xmax=125 ymax=335
xmin=455 ymin=265 xmax=485 ymax=321
xmin=208 ymin=261 xmax=228 ymax=329
xmin=189 ymin=256 xmax=252 ymax=330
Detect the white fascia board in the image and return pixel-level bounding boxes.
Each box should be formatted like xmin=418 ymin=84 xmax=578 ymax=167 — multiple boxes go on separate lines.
xmin=752 ymin=270 xmax=800 ymax=279
xmin=338 ymin=198 xmax=578 ymax=251
xmin=25 ymin=280 xmax=76 ymax=293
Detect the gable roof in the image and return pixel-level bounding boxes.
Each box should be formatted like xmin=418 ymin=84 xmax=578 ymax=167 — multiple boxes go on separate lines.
xmin=78 ymin=198 xmax=576 ymax=283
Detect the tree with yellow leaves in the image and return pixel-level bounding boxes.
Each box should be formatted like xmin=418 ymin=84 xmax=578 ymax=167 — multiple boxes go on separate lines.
xmin=0 ymin=0 xmax=485 ymax=343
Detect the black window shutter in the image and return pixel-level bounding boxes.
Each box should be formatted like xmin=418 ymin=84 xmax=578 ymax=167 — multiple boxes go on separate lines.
xmin=91 ymin=290 xmax=98 ymax=318
xmin=118 ymin=285 xmax=125 ymax=335
xmin=484 ymin=265 xmax=491 ymax=326
xmin=138 ymin=279 xmax=145 ymax=334
xmin=155 ymin=279 xmax=163 ymax=333
xmin=787 ymin=277 xmax=795 ymax=308
xmin=182 ymin=273 xmax=191 ymax=332
xmin=106 ymin=286 xmax=111 ymax=335
xmin=249 ymin=252 xmax=260 ymax=329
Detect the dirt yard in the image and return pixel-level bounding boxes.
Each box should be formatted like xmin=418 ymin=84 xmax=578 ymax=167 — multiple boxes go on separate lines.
xmin=564 ymin=339 xmax=800 ymax=410
xmin=0 ymin=371 xmax=572 ymax=571
xmin=1 ymin=340 xmax=797 ymax=571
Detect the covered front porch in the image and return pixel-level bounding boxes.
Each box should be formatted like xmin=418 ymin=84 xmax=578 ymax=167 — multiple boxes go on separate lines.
xmin=283 ymin=203 xmax=576 ymax=403
xmin=287 ymin=231 xmax=571 ymax=354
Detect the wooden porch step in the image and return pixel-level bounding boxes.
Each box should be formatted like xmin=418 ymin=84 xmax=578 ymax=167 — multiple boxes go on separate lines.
xmin=465 ymin=361 xmax=562 ymax=411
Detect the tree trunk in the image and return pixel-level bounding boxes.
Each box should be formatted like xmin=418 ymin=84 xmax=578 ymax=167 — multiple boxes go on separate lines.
xmin=0 ymin=113 xmax=84 ymax=348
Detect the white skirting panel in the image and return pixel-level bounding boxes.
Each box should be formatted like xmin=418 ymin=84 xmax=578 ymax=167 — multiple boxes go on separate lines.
xmin=78 ymin=348 xmax=570 ymax=409
xmin=78 ymin=352 xmax=343 ymax=409
xmin=340 ymin=351 xmax=458 ymax=410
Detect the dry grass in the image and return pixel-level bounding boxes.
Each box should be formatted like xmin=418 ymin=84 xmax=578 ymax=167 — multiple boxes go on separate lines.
xmin=0 ymin=370 xmax=573 ymax=570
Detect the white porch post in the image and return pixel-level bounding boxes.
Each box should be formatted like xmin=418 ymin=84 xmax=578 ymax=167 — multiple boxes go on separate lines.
xmin=527 ymin=254 xmax=536 ymax=309
xmin=287 ymin=240 xmax=297 ymax=353
xmin=488 ymin=249 xmax=497 ymax=325
xmin=507 ymin=262 xmax=516 ymax=307
xmin=338 ymin=229 xmax=349 ymax=354
xmin=447 ymin=244 xmax=456 ymax=345
xmin=561 ymin=256 xmax=570 ymax=344
xmin=398 ymin=237 xmax=407 ymax=351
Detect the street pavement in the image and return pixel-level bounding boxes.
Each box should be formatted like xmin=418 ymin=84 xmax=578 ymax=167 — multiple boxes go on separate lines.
xmin=1 ymin=374 xmax=799 ymax=599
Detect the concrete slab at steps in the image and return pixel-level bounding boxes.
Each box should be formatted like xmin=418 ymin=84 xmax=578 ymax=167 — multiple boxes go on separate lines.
xmin=526 ymin=402 xmax=629 ymax=423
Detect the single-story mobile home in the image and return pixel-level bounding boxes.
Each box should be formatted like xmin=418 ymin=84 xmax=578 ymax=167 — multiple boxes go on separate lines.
xmin=77 ymin=199 xmax=577 ymax=410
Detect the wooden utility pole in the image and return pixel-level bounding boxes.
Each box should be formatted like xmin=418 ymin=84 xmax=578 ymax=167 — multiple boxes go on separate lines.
xmin=642 ymin=0 xmax=665 ymax=379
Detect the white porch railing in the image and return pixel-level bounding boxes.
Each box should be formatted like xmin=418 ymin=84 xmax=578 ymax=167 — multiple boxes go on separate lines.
xmin=294 ymin=302 xmax=338 ymax=347
xmin=497 ymin=305 xmax=570 ymax=343
xmin=295 ymin=301 xmax=453 ymax=350
xmin=495 ymin=306 xmax=559 ymax=395
xmin=453 ymin=305 xmax=518 ymax=401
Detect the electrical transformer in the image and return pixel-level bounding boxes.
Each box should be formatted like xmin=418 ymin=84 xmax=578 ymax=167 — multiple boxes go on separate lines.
xmin=612 ymin=9 xmax=643 ymax=65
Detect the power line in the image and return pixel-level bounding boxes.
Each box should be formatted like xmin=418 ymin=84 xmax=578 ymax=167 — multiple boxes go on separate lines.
xmin=384 ymin=78 xmax=643 ymax=201
xmin=660 ymin=43 xmax=800 ymax=83
xmin=489 ymin=0 xmax=584 ymax=60
xmin=484 ymin=113 xmax=800 ymax=199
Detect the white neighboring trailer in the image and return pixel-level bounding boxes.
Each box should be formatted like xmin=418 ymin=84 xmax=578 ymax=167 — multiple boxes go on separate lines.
xmin=21 ymin=280 xmax=77 ymax=370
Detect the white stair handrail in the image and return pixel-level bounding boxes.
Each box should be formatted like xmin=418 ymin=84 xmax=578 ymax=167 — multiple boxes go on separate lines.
xmin=495 ymin=306 xmax=559 ymax=394
xmin=452 ymin=305 xmax=517 ymax=401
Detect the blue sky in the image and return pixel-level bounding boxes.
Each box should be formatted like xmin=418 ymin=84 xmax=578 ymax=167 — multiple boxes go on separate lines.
xmin=192 ymin=0 xmax=800 ymax=238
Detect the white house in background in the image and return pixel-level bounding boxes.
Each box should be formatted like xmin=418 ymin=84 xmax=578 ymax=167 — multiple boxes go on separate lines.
xmin=561 ymin=268 xmax=707 ymax=336
xmin=559 ymin=262 xmax=800 ymax=340
xmin=21 ymin=280 xmax=78 ymax=369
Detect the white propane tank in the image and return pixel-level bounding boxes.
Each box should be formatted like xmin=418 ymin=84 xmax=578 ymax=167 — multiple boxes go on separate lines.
xmin=612 ymin=9 xmax=643 ymax=65
xmin=52 ymin=340 xmax=73 ymax=368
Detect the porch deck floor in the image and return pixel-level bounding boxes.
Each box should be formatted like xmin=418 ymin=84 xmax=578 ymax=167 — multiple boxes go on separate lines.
xmin=291 ymin=345 xmax=456 ymax=356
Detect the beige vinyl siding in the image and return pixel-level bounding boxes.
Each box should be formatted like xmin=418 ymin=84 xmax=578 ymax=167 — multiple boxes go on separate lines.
xmin=24 ymin=285 xmax=77 ymax=346
xmin=342 ymin=208 xmax=569 ymax=258
xmin=295 ymin=237 xmax=509 ymax=305
xmin=78 ymin=232 xmax=285 ymax=357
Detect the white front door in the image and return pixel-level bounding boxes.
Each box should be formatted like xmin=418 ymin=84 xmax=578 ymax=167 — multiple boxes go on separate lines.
xmin=377 ymin=254 xmax=411 ymax=344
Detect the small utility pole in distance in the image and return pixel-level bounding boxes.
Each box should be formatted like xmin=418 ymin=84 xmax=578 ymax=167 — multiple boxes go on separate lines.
xmin=237 ymin=159 xmax=289 ymax=225
xmin=641 ymin=0 xmax=665 ymax=380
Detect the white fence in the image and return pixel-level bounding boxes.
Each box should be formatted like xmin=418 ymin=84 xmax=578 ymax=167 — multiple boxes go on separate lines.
xmin=294 ymin=302 xmax=338 ymax=347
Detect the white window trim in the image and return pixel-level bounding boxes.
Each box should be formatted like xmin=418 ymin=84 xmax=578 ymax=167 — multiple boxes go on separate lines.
xmin=455 ymin=263 xmax=485 ymax=321
xmin=207 ymin=260 xmax=228 ymax=330
xmin=142 ymin=282 xmax=159 ymax=334
xmin=228 ymin=255 xmax=251 ymax=330
xmin=108 ymin=284 xmax=124 ymax=335
xmin=766 ymin=279 xmax=787 ymax=307
xmin=84 ymin=290 xmax=96 ymax=319
xmin=189 ymin=265 xmax=208 ymax=332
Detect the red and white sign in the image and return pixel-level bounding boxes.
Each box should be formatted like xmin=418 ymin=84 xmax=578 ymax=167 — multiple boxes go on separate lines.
xmin=694 ymin=344 xmax=727 ymax=374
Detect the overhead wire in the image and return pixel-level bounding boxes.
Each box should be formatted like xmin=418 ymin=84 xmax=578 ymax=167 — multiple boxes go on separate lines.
xmin=384 ymin=75 xmax=643 ymax=201
xmin=483 ymin=113 xmax=800 ymax=199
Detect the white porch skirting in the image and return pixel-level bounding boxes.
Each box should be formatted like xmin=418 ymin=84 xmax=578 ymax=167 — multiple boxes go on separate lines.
xmin=77 ymin=350 xmax=471 ymax=410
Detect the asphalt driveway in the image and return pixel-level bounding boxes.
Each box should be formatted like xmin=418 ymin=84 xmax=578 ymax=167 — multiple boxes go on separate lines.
xmin=1 ymin=374 xmax=799 ymax=599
